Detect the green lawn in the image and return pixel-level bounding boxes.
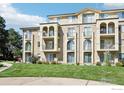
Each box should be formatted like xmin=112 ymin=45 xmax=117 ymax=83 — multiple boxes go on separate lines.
xmin=0 ymin=63 xmax=124 ymax=85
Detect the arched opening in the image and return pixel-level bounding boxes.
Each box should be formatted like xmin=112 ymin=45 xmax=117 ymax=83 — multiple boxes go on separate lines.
xmin=84 ymin=39 xmax=91 ymax=50
xmin=67 ymin=40 xmax=75 ymax=50
xmin=43 ymin=27 xmax=48 ymax=36
xmin=25 ymin=41 xmax=31 ymax=51
xmin=108 ymin=22 xmax=115 ymax=33
xmin=100 ymin=23 xmax=106 ymax=34
xmin=49 ymin=26 xmax=54 ymax=36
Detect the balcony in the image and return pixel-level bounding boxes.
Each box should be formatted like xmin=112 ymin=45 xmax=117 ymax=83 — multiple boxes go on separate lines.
xmin=100 ymin=22 xmax=115 ymax=37
xmin=99 ymin=14 xmax=118 ymax=19
xmin=42 ymin=26 xmax=55 ymax=39
xmin=42 ymin=45 xmax=60 ymax=52
xmin=100 ymin=44 xmax=115 ymax=49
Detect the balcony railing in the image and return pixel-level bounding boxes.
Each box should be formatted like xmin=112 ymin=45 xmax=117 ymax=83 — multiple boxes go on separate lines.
xmin=100 ymin=44 xmax=115 ymax=49
xmin=42 ymin=30 xmax=54 ymax=37
xmin=42 ymin=45 xmax=54 ymax=50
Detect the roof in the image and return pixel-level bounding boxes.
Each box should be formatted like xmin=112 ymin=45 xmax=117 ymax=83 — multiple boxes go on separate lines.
xmin=40 ymin=22 xmax=59 ymax=25
xmin=48 ymin=8 xmax=124 ymax=18
xmin=20 ymin=26 xmax=40 ymax=30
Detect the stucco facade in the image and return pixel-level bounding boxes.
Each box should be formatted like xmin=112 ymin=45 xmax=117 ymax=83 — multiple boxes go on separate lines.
xmin=21 ymin=8 xmax=124 ymax=64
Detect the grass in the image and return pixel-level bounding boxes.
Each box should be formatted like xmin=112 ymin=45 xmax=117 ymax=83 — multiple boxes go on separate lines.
xmin=0 ymin=63 xmax=124 ymax=85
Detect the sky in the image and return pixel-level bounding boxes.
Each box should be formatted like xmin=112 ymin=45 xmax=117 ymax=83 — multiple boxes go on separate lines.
xmin=0 ymin=3 xmax=124 ymax=34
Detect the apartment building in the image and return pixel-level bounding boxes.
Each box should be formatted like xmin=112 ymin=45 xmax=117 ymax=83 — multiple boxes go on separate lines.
xmin=21 ymin=8 xmax=124 ymax=64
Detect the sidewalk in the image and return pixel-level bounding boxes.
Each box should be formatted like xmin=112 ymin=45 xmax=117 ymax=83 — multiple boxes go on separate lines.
xmin=0 ymin=77 xmax=118 ymax=85
xmin=0 ymin=63 xmax=12 ymax=72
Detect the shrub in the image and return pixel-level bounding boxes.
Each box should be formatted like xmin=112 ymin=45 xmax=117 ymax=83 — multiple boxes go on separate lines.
xmin=43 ymin=61 xmax=49 ymax=64
xmin=51 ymin=61 xmax=57 ymax=64
xmin=76 ymin=62 xmax=80 ymax=65
xmin=119 ymin=60 xmax=124 ymax=67
xmin=116 ymin=62 xmax=123 ymax=67
xmin=0 ymin=64 xmax=3 ymax=67
xmin=31 ymin=56 xmax=39 ymax=64
xmin=106 ymin=62 xmax=111 ymax=66
xmin=37 ymin=61 xmax=42 ymax=64
xmin=96 ymin=62 xmax=101 ymax=66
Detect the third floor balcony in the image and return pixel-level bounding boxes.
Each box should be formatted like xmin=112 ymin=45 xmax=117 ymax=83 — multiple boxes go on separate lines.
xmin=100 ymin=22 xmax=115 ymax=36
xmin=42 ymin=26 xmax=55 ymax=39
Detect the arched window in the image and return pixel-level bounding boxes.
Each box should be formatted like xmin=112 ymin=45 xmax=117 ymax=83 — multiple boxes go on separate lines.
xmin=43 ymin=27 xmax=48 ymax=36
xmin=67 ymin=53 xmax=74 ymax=63
xmin=67 ymin=40 xmax=74 ymax=50
xmin=49 ymin=26 xmax=54 ymax=36
xmin=84 ymin=39 xmax=91 ymax=50
xmin=25 ymin=42 xmax=31 ymax=51
xmin=108 ymin=22 xmax=115 ymax=33
xmin=100 ymin=23 xmax=106 ymax=33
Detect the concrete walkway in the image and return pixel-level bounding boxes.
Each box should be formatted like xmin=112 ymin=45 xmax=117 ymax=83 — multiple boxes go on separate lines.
xmin=0 ymin=77 xmax=117 ymax=85
xmin=0 ymin=63 xmax=12 ymax=72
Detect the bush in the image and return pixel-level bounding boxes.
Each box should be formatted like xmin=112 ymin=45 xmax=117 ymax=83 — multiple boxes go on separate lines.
xmin=0 ymin=64 xmax=3 ymax=67
xmin=37 ymin=61 xmax=42 ymax=64
xmin=31 ymin=56 xmax=39 ymax=64
xmin=96 ymin=62 xmax=101 ymax=66
xmin=106 ymin=62 xmax=111 ymax=66
xmin=51 ymin=61 xmax=58 ymax=64
xmin=76 ymin=62 xmax=80 ymax=65
xmin=43 ymin=61 xmax=49 ymax=64
xmin=116 ymin=62 xmax=123 ymax=67
xmin=119 ymin=60 xmax=124 ymax=67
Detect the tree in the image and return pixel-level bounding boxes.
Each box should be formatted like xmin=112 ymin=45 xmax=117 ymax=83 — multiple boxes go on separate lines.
xmin=0 ymin=16 xmax=8 ymax=59
xmin=7 ymin=28 xmax=22 ymax=58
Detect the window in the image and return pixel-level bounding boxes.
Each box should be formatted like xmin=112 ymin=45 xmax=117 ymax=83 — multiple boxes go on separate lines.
xmin=84 ymin=53 xmax=91 ymax=63
xmin=83 ymin=13 xmax=94 ymax=23
xmin=46 ymin=41 xmax=54 ymax=49
xmin=100 ymin=23 xmax=107 ymax=33
xmin=25 ymin=42 xmax=31 ymax=51
xmin=67 ymin=40 xmax=75 ymax=50
xmin=29 ymin=31 xmax=32 ymax=39
xmin=38 ymin=41 xmax=40 ymax=47
xmin=121 ymin=25 xmax=124 ymax=32
xmin=47 ymin=54 xmax=56 ymax=61
xmin=100 ymin=14 xmax=109 ymax=19
xmin=119 ymin=53 xmax=124 ymax=60
xmin=57 ymin=17 xmax=60 ymax=23
xmin=25 ymin=32 xmax=28 ymax=39
xmin=84 ymin=39 xmax=91 ymax=50
xmin=67 ymin=27 xmax=75 ymax=37
xmin=108 ymin=22 xmax=115 ymax=33
xmin=25 ymin=31 xmax=32 ymax=39
xmin=68 ymin=16 xmax=76 ymax=22
xmin=49 ymin=26 xmax=54 ymax=36
xmin=118 ymin=12 xmax=124 ymax=18
xmin=67 ymin=53 xmax=74 ymax=63
xmin=84 ymin=27 xmax=92 ymax=37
